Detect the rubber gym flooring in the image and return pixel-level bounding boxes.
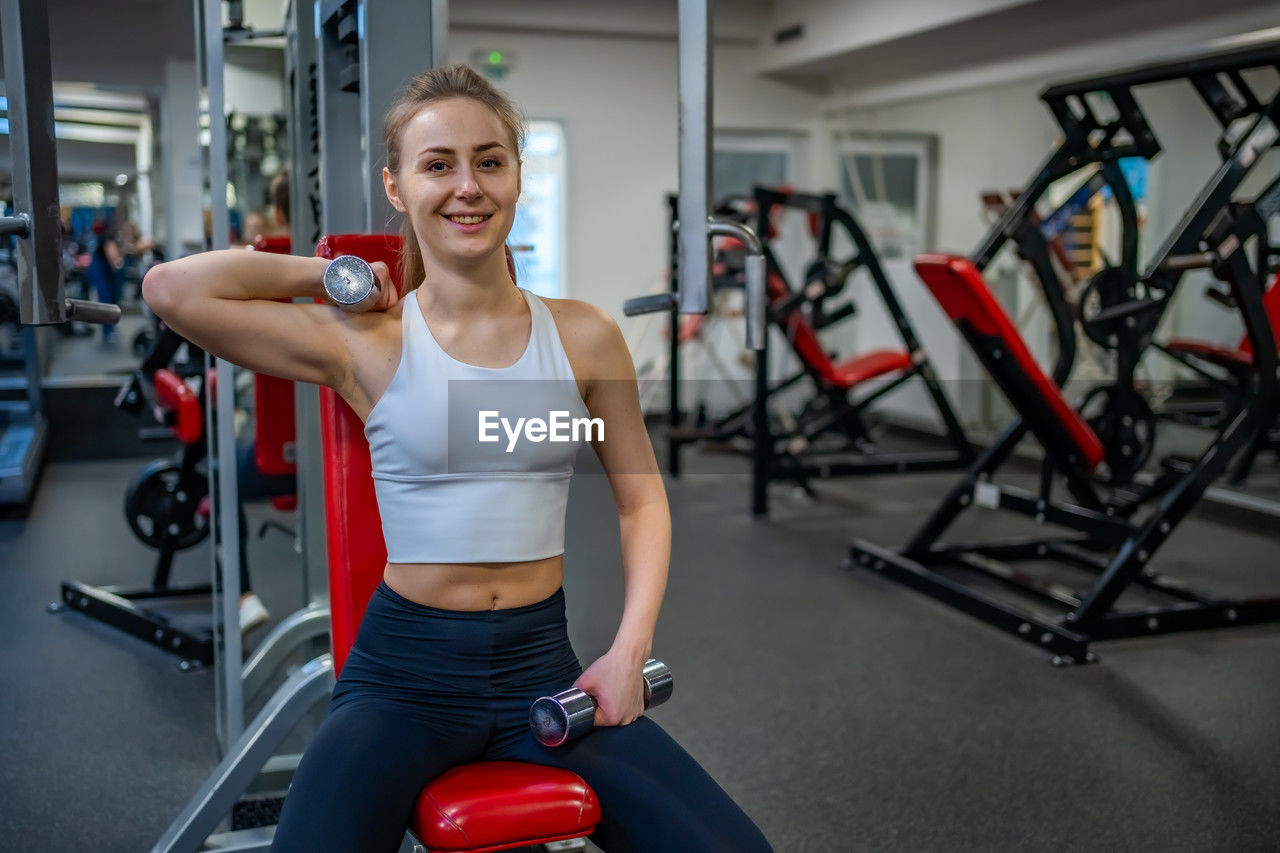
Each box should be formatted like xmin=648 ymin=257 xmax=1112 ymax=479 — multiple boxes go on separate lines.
xmin=2 ymin=439 xmax=1279 ymax=852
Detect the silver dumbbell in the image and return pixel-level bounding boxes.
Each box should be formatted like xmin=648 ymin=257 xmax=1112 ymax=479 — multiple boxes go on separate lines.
xmin=529 ymin=659 xmax=674 ymax=747
xmin=323 ymin=255 xmax=382 ymax=312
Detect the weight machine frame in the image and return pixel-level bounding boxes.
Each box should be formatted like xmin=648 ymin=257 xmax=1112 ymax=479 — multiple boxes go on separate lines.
xmin=667 ymin=187 xmax=976 ymax=516
xmin=849 ymin=40 xmax=1280 ymax=664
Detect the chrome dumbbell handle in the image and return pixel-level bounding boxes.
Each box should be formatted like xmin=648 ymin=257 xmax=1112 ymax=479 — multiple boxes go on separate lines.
xmin=530 ymin=659 xmax=674 ymax=747
xmin=323 ymin=255 xmax=381 ymax=312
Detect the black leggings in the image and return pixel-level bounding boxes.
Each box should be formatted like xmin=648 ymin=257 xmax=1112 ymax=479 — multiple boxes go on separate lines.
xmin=271 ymin=582 xmax=772 ymax=853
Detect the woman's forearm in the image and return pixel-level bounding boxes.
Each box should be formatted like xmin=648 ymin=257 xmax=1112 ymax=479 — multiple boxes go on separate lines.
xmin=144 ymin=250 xmax=330 ymax=310
xmin=610 ymin=496 xmax=671 ymax=664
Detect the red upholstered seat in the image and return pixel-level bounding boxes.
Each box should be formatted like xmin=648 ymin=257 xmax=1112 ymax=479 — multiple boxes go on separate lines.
xmin=914 ymin=253 xmax=1105 ymax=471
xmin=831 ymin=349 xmax=914 ymax=387
xmin=415 ymin=762 xmax=601 ymax=853
xmin=766 ymin=271 xmax=912 ymax=390
xmin=1163 ymin=338 xmax=1253 ymax=370
xmin=314 ymin=234 xmax=601 ymax=853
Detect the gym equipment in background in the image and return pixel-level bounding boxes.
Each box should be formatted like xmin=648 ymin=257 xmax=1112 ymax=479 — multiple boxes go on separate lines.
xmin=849 ymin=40 xmax=1280 ymax=664
xmin=665 ymin=187 xmax=976 ymax=515
xmin=52 ymin=352 xmax=215 ymax=667
xmin=1154 ymin=272 xmax=1280 ymax=484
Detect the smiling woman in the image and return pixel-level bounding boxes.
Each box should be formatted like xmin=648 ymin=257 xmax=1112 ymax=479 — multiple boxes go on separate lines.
xmin=139 ymin=63 xmax=772 ymax=853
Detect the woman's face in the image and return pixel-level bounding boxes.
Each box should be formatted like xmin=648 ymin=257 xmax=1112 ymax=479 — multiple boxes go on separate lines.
xmin=385 ymin=97 xmax=520 ymax=270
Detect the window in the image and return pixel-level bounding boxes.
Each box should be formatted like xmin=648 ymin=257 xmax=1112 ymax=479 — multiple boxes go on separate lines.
xmin=837 ymin=135 xmax=935 ymax=260
xmin=508 ymin=120 xmax=565 ymax=298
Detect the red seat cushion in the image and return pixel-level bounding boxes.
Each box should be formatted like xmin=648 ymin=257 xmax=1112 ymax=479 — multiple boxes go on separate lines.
xmin=831 ymin=349 xmax=913 ymax=388
xmin=1164 ymin=338 xmax=1253 ymax=371
xmin=414 ymin=762 xmax=601 ymax=853
xmin=914 ymin=253 xmax=1105 ymax=470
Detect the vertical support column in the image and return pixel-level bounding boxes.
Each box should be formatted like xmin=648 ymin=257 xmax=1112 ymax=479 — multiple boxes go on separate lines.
xmin=317 ymin=0 xmax=366 ymax=233
xmin=356 ymin=0 xmax=440 ymax=232
xmin=196 ymin=0 xmax=244 ymax=750
xmin=676 ymin=0 xmax=711 ymax=316
xmin=0 ymin=0 xmax=65 ymax=326
xmin=288 ymin=0 xmax=329 ymax=609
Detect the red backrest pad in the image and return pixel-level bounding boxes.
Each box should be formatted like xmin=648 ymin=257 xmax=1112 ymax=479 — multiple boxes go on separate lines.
xmin=249 ymin=236 xmax=298 ymax=477
xmin=765 ymin=270 xmax=843 ymax=384
xmin=153 ymin=368 xmax=202 ymax=446
xmin=914 ymin=253 xmax=1105 ymax=470
xmin=314 ymin=234 xmax=405 ymax=675
xmin=1238 ymin=272 xmax=1280 ymax=357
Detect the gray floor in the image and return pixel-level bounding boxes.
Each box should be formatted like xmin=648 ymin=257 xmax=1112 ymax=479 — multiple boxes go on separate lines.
xmin=2 ymin=442 xmax=1279 ymax=852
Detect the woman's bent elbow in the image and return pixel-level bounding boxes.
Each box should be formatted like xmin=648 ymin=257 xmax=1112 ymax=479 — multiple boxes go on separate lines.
xmin=141 ymin=266 xmax=176 ymax=320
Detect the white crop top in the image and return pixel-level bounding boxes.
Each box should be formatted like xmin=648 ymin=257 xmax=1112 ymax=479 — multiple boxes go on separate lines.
xmin=363 ymin=288 xmax=591 ymax=563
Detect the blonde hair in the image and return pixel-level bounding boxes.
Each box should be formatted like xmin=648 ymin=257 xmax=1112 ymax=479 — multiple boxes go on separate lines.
xmin=383 ymin=64 xmax=526 ymax=292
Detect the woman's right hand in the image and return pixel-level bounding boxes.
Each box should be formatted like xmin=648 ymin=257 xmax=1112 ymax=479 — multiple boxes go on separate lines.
xmin=365 ymin=261 xmax=400 ymax=312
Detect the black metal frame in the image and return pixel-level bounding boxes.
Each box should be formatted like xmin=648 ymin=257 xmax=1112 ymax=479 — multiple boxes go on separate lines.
xmin=666 ymin=188 xmax=976 ymax=515
xmin=850 ymin=40 xmax=1280 ymax=663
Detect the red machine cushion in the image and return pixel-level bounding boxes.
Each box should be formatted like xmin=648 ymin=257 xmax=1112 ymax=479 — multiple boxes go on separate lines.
xmin=1164 ymin=338 xmax=1253 ymax=370
xmin=254 ymin=374 xmax=298 ymax=476
xmin=152 ymin=368 xmax=202 ymax=445
xmin=914 ymin=253 xmax=1105 ymax=470
xmin=414 ymin=762 xmax=601 ymax=853
xmin=249 ymin=236 xmax=300 ymax=477
xmin=831 ymin=349 xmax=913 ymax=388
xmin=1238 ymin=272 xmax=1280 ymax=357
xmin=315 ymin=234 xmax=404 ymax=676
xmin=250 ymin=235 xmax=293 ymax=254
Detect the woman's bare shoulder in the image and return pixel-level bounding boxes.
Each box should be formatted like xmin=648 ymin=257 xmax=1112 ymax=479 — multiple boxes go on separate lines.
xmin=538 ymin=295 xmax=632 ymax=385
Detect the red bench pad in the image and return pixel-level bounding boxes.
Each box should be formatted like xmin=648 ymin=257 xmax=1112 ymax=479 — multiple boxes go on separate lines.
xmin=152 ymin=368 xmax=202 ymax=446
xmin=1163 ymin=338 xmax=1253 ymax=370
xmin=414 ymin=762 xmax=601 ymax=853
xmin=832 ymin=349 xmax=913 ymax=387
xmin=1163 ymin=273 xmax=1280 ymax=370
xmin=914 ymin=253 xmax=1105 ymax=470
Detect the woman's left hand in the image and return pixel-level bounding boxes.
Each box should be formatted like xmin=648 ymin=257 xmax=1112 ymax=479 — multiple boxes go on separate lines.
xmin=573 ymin=651 xmax=647 ymax=728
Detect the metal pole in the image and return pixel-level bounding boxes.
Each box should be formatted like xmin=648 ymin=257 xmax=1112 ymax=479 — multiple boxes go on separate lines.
xmin=676 ymin=0 xmax=711 ymax=316
xmin=287 ymin=0 xmax=329 ymax=610
xmin=358 ymin=0 xmax=440 ymax=232
xmin=0 ymin=0 xmax=67 ymax=326
xmin=196 ymin=0 xmax=244 ymax=749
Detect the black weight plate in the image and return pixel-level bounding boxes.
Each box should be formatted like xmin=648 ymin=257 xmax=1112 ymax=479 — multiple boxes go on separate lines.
xmin=123 ymin=459 xmax=209 ymax=550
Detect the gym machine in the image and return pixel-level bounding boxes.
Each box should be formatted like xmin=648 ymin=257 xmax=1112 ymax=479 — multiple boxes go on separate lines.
xmin=153 ymin=1 xmax=444 ymax=849
xmin=665 ymin=187 xmax=976 ymax=515
xmin=0 ymin=0 xmax=121 ymax=505
xmin=1153 ymin=271 xmax=1280 ymax=484
xmin=849 ymin=39 xmax=1280 ymax=664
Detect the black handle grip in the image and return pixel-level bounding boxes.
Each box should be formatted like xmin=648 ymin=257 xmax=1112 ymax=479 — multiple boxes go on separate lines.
xmin=623 ymin=293 xmax=678 ymax=317
xmin=1204 ymin=285 xmax=1236 ymax=309
xmin=0 ymin=214 xmax=31 ymax=239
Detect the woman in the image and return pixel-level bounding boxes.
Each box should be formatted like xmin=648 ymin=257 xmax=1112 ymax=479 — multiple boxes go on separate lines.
xmin=143 ymin=65 xmax=771 ymax=852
